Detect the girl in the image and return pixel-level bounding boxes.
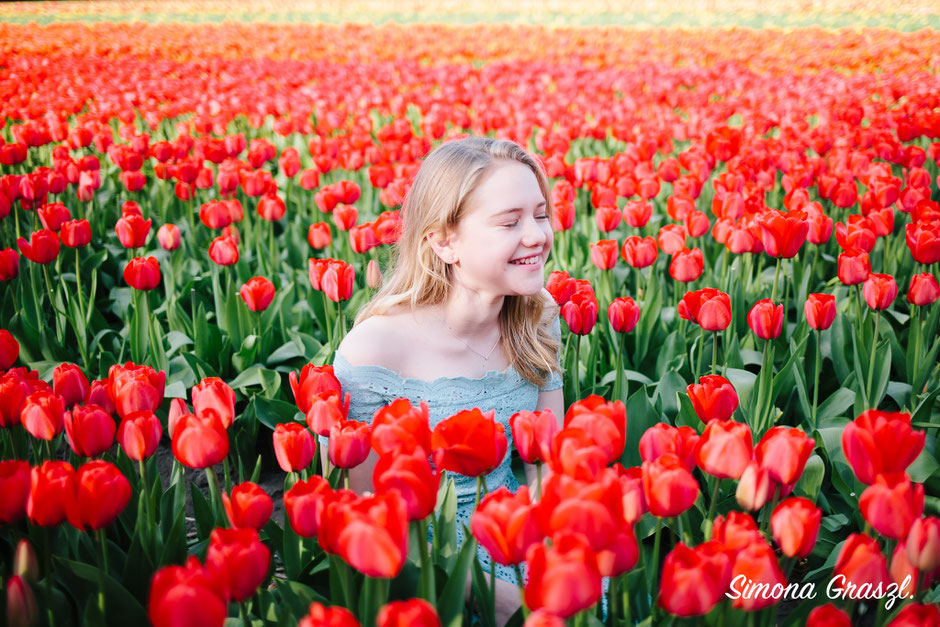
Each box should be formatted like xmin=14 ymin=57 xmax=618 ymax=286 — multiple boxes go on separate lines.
xmin=331 ymin=137 xmax=565 ymax=621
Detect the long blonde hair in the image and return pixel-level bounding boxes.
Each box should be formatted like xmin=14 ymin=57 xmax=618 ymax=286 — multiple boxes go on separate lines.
xmin=355 ymin=137 xmax=562 ymax=387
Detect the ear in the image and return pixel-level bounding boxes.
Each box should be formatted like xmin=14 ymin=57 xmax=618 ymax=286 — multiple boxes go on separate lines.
xmin=426 ymin=229 xmax=458 ymax=264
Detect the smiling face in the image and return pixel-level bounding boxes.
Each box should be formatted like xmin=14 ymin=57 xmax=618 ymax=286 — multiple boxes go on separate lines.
xmin=446 ymin=159 xmax=554 ymax=298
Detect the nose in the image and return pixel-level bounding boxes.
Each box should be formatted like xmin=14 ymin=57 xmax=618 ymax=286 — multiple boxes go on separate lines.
xmin=521 ymin=215 xmax=548 ymax=248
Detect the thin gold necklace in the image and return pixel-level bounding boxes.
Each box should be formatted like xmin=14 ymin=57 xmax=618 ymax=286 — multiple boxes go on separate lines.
xmin=445 ymin=326 xmax=502 ymax=361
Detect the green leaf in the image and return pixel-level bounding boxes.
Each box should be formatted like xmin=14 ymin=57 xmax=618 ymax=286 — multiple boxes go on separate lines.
xmin=435 ymin=479 xmax=458 ymax=573
xmin=54 ymin=556 xmax=149 ymax=627
xmin=816 ymin=387 xmax=856 ymax=425
xmin=794 ymin=454 xmax=825 ymax=501
xmin=675 ymin=392 xmax=700 ymax=432
xmin=190 ymin=481 xmax=213 ymax=542
xmin=623 ymin=387 xmax=658 ymax=467
xmin=652 ymin=370 xmax=686 ymax=421
xmin=253 ymin=396 xmax=302 ymax=431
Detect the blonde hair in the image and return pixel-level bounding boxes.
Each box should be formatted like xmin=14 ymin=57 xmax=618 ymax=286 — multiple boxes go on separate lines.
xmin=355 ymin=137 xmax=562 ymax=387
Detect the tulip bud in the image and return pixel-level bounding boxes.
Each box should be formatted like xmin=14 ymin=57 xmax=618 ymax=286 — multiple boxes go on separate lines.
xmin=906 ymin=517 xmax=940 ymax=572
xmin=862 ymin=273 xmax=898 ymax=310
xmin=366 ymin=259 xmax=383 ymax=289
xmin=804 ymin=293 xmax=837 ymax=330
xmin=747 ymin=299 xmax=784 ymax=340
xmin=608 ymin=297 xmax=640 ymax=333
xmin=907 ymin=272 xmax=939 ymax=307
xmin=157 ymin=223 xmax=181 ymax=251
xmin=736 ymin=461 xmax=774 ymax=511
xmin=6 ymin=576 xmax=38 ymax=627
xmin=14 ymin=540 xmax=39 ymax=583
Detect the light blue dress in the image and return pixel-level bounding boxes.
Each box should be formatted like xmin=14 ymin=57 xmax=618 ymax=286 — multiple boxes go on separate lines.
xmin=322 ymin=326 xmax=563 ymax=584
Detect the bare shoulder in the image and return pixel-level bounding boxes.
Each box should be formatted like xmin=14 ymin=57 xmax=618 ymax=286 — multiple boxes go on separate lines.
xmin=336 ymin=313 xmax=412 ymax=369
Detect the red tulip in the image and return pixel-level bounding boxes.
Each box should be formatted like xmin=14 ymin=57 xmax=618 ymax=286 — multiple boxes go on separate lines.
xmin=325 ymin=492 xmax=409 ymax=578
xmin=642 ymin=453 xmax=700 ymax=517
xmin=377 ymin=600 xmax=440 ymax=627
xmin=905 ymin=517 xmax=940 ymax=572
xmin=712 ymin=511 xmax=762 ymax=555
xmin=620 ymin=235 xmax=658 ymax=268
xmin=837 ymin=249 xmax=870 ymax=285
xmin=833 ymin=533 xmax=891 ymax=593
xmin=694 ymin=419 xmax=752 ymax=480
xmin=27 ymin=461 xmax=74 ymax=527
xmin=114 ymin=213 xmax=151 ymax=248
xmin=677 ymin=288 xmax=731 ymax=331
xmin=52 ymin=363 xmax=89 ymax=407
xmin=862 ymin=273 xmax=897 ymax=310
xmin=841 ymin=410 xmax=924 ymax=484
xmin=805 ymin=208 xmax=833 ymax=245
xmin=729 ymin=540 xmax=787 ymax=611
xmin=608 ymin=297 xmax=640 ymax=333
xmin=191 ymin=376 xmax=236 ymax=429
xmin=525 ymin=532 xmax=602 ymax=618
xmin=333 ymin=204 xmax=358 ymax=231
xmin=539 ymin=470 xmax=622 ymax=551
xmin=239 ymin=276 xmax=276 ymax=312
xmin=835 ymin=215 xmax=876 ymax=252
xmin=905 ymin=221 xmax=940 ymax=265
xmin=0 ymin=460 xmax=30 ymax=524
xmin=65 ymin=460 xmax=131 ymax=531
xmin=563 ymin=395 xmax=626 ymax=466
xmin=107 ymin=362 xmax=165 ymax=419
xmin=804 ymin=293 xmax=837 ymax=330
xmin=509 ymin=408 xmax=558 ymax=464
xmin=471 ymin=485 xmax=542 ymax=566
xmin=771 ymin=497 xmax=821 ymax=558
xmin=289 ymin=364 xmax=342 ymax=415
xmin=0 ymin=248 xmax=19 ymax=280
xmin=322 ymin=260 xmax=355 ymax=302
xmin=257 ymin=194 xmax=286 ymax=221
xmin=548 ymin=428 xmax=608 ymax=480
xmin=754 ymin=426 xmax=815 ymax=485
xmin=205 ymin=527 xmax=270 ymax=602
xmin=222 ymin=482 xmax=273 ymax=531
xmin=20 ymin=390 xmax=65 ymax=441
xmin=272 ymin=422 xmax=315 ymax=472
xmin=657 ymin=541 xmax=732 ymax=617
xmin=373 ymin=449 xmax=440 ymax=521
xmin=859 ymin=472 xmax=924 ymax=539
xmin=17 ymin=230 xmax=59 ymax=264
xmin=0 ymin=330 xmax=19 ymax=370
xmin=807 ymin=604 xmax=851 ymax=627
xmin=306 ymin=391 xmax=350 ymax=437
xmin=328 ymin=419 xmax=371 ymax=469
xmin=349 ymin=223 xmax=380 ymax=253
xmin=172 ymin=414 xmax=229 ymax=469
xmin=639 ymin=423 xmax=699 ymax=471
xmin=60 ymin=219 xmax=91 ymax=248
xmin=755 ymin=210 xmax=807 ymax=258
xmin=149 ymin=557 xmax=227 ymax=627
xmin=614 ymin=464 xmax=648 ymax=524
xmin=0 ymin=369 xmax=47 ymax=428
xmin=117 ymin=410 xmax=162 ymax=461
xmin=284 ymin=476 xmax=333 ymax=538
xmin=623 ymin=200 xmax=652 ymax=228
xmin=64 ymin=404 xmax=115 ymax=458
xmin=157 ymin=224 xmax=180 ymax=251
xmin=298 ymin=603 xmax=359 ymax=627
xmin=747 ymin=299 xmax=783 ymax=339
xmin=307 ymin=222 xmax=332 ymax=249
xmin=124 ymin=256 xmax=161 ymax=290
xmin=908 ymin=272 xmax=940 ymax=306
xmin=371 ymin=398 xmax=432 ymax=457
xmin=561 ymin=287 xmax=599 ymax=335
xmin=432 ymin=408 xmax=508 ymax=477
xmin=886 ymin=604 xmax=940 ymax=627
xmin=658 ymin=224 xmax=687 ymax=255
xmin=687 ymin=375 xmax=738 ymax=423
xmin=735 ymin=461 xmax=775 ymax=511
xmin=208 ymin=234 xmax=239 ymax=266
xmin=589 ymin=239 xmax=619 ymax=270
xmin=669 ymin=247 xmax=704 ymax=282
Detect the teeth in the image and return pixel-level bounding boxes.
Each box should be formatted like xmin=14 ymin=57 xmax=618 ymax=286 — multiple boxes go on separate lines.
xmin=511 ymin=256 xmax=538 ymax=265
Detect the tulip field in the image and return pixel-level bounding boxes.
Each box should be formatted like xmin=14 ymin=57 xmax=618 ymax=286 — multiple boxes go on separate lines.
xmin=2 ymin=1 xmax=940 ymax=626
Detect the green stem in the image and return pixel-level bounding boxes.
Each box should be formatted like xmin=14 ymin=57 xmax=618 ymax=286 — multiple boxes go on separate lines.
xmin=811 ymin=329 xmax=821 ymax=432
xmin=648 ymin=517 xmax=664 ymax=596
xmin=770 ymin=256 xmax=782 ymax=302
xmin=240 ymin=602 xmax=251 ymax=627
xmin=573 ymin=333 xmax=582 ymax=400
xmin=417 ymin=518 xmax=435 ymax=603
xmin=205 ymin=466 xmax=226 ymax=527
xmin=535 ymin=462 xmax=542 ymax=501
xmin=911 ymin=305 xmax=922 ymax=398
xmin=866 ymin=312 xmax=880 ymax=406
xmin=74 ymin=247 xmax=85 ymax=323
xmin=704 ymin=478 xmax=722 ymax=540
xmin=696 ymin=325 xmax=706 ymax=380
xmin=712 ymin=331 xmax=719 ymax=375
xmin=97 ymin=528 xmax=109 ymax=619
xmin=615 ymin=332 xmax=625 ymax=402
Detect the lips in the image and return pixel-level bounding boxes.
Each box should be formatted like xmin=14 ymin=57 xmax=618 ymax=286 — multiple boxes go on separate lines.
xmin=509 ymin=254 xmax=541 ymax=265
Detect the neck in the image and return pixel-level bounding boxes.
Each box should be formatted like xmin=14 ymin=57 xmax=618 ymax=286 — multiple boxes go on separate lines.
xmin=440 ymin=287 xmax=504 ymax=338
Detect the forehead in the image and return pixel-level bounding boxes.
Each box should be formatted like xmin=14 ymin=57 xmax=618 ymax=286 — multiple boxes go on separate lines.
xmin=465 ymin=160 xmax=545 ymax=217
